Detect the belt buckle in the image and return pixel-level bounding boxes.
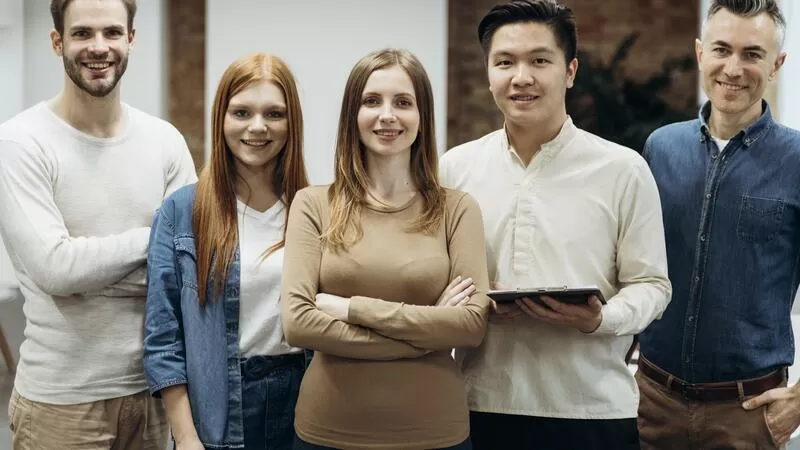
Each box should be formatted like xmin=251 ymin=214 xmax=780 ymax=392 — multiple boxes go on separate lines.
xmin=679 ymin=383 xmax=701 ymax=401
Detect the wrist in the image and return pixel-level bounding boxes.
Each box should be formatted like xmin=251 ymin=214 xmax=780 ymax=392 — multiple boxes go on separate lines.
xmin=579 ymin=314 xmax=603 ymax=334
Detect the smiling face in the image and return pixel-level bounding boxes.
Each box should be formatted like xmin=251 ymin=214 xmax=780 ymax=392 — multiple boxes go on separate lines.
xmin=697 ymin=8 xmax=785 ymax=121
xmin=357 ymin=65 xmax=420 ymax=158
xmin=487 ymin=22 xmax=577 ymax=129
xmin=52 ymin=0 xmax=135 ymax=98
xmin=223 ymin=80 xmax=288 ymax=174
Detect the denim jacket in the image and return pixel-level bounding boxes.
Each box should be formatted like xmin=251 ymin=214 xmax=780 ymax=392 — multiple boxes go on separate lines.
xmin=639 ymin=101 xmax=800 ymax=383
xmin=144 ymin=184 xmax=247 ymax=449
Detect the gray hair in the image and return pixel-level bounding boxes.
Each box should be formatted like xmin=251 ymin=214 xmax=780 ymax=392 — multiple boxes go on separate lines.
xmin=701 ymin=0 xmax=786 ymax=49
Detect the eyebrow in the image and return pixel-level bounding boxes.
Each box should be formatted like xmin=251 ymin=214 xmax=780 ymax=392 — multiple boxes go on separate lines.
xmin=491 ymin=47 xmax=557 ymax=58
xmin=228 ymin=101 xmax=286 ymax=109
xmin=361 ymin=91 xmax=415 ymax=98
xmin=710 ymin=40 xmax=767 ymax=54
xmin=68 ymin=24 xmax=126 ymax=33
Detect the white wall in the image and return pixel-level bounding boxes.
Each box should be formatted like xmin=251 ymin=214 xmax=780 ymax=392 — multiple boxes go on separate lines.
xmin=778 ymin=1 xmax=799 ymax=129
xmin=206 ymin=0 xmax=449 ymax=185
xmin=22 ymin=0 xmax=167 ymax=117
xmin=0 ymin=0 xmax=24 ymax=296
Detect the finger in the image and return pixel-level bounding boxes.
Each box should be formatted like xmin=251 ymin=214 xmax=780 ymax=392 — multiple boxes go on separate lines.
xmin=742 ymin=389 xmax=779 ymax=409
xmin=454 ymin=286 xmax=477 ymax=306
xmin=523 ymin=297 xmax=567 ymax=322
xmin=588 ymin=296 xmax=603 ymax=312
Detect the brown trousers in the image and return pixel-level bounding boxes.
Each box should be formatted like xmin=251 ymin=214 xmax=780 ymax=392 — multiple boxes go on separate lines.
xmin=636 ymin=371 xmax=783 ymax=450
xmin=8 ymin=389 xmax=168 ymax=450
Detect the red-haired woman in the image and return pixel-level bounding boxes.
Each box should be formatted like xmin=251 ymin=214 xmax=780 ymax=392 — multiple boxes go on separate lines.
xmin=144 ymin=52 xmax=309 ymax=450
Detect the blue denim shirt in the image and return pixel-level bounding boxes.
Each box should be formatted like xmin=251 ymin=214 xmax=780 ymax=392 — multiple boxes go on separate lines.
xmin=143 ymin=184 xmax=247 ymax=449
xmin=639 ymin=101 xmax=800 ymax=383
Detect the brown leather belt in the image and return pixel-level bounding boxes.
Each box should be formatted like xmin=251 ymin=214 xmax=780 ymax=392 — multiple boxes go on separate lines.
xmin=638 ymin=357 xmax=787 ymax=402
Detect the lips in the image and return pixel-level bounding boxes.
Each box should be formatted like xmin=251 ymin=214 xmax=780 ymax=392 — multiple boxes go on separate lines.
xmin=83 ymin=62 xmax=113 ymax=71
xmin=509 ymin=93 xmax=539 ymax=102
xmin=717 ymin=81 xmax=746 ymax=91
xmin=241 ymin=139 xmax=271 ymax=147
xmin=373 ymin=129 xmax=403 ymax=137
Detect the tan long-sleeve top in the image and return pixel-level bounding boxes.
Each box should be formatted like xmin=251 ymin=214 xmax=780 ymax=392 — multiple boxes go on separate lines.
xmin=281 ymin=185 xmax=491 ymax=450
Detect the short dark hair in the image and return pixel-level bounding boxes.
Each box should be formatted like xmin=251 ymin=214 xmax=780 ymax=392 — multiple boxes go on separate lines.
xmin=50 ymin=0 xmax=137 ymax=36
xmin=478 ymin=0 xmax=578 ymax=64
xmin=705 ymin=0 xmax=786 ymax=48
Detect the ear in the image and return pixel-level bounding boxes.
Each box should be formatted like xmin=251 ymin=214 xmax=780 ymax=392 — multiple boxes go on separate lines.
xmin=695 ymin=38 xmax=703 ymax=71
xmin=128 ymin=27 xmax=136 ymax=51
xmin=50 ymin=29 xmax=64 ymax=57
xmin=565 ymin=58 xmax=579 ymax=89
xmin=769 ymin=51 xmax=786 ymax=81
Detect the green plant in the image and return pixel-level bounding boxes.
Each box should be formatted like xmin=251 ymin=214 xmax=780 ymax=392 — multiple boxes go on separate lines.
xmin=566 ymin=32 xmax=697 ymax=153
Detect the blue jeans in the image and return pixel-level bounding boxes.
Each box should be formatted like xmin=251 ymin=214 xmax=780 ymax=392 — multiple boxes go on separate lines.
xmin=241 ymin=352 xmax=307 ymax=450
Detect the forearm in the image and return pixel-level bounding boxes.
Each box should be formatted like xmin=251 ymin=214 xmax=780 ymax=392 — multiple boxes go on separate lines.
xmin=593 ymin=276 xmax=671 ymax=336
xmin=160 ymin=385 xmax=199 ymax=444
xmin=348 ymin=295 xmax=489 ymax=350
xmin=282 ymin=299 xmax=429 ymax=360
xmin=87 ymin=265 xmax=148 ymax=298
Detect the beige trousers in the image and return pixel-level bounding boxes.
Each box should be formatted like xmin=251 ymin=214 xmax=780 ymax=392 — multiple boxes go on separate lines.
xmin=8 ymin=389 xmax=168 ymax=450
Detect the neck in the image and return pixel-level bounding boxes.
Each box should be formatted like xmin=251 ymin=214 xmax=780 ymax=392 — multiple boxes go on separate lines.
xmin=49 ymin=79 xmax=125 ymax=138
xmin=365 ymin=148 xmax=416 ymax=204
xmin=506 ymin=110 xmax=568 ymax=166
xmin=708 ymin=101 xmax=763 ymax=140
xmin=234 ymin=160 xmax=280 ymax=212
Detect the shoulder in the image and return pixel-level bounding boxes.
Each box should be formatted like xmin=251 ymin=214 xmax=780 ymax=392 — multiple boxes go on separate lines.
xmin=292 ymin=185 xmax=330 ymax=212
xmin=646 ymin=119 xmax=699 ymax=150
xmin=0 ymin=103 xmax=51 ymax=148
xmin=443 ymin=188 xmax=481 ymax=217
xmin=441 ymin=130 xmax=504 ymax=166
xmin=126 ymin=104 xmax=185 ymax=142
xmin=158 ymin=183 xmax=197 ymax=220
xmin=574 ymin=128 xmax=647 ymax=168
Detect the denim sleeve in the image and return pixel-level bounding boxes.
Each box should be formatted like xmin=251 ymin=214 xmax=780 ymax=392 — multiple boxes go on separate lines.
xmin=143 ymin=205 xmax=188 ymax=396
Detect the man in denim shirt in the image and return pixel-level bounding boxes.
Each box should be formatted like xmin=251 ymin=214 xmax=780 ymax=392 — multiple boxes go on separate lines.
xmin=636 ymin=0 xmax=800 ymax=448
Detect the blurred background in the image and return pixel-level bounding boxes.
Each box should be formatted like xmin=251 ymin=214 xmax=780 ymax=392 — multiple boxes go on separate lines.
xmin=1 ymin=0 xmax=800 ymax=447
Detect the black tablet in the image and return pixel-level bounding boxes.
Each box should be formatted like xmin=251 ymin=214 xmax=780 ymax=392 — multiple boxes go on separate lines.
xmin=487 ymin=286 xmax=606 ymax=305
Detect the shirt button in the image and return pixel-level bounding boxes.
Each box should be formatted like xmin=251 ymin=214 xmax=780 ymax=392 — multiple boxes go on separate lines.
xmin=700 ymin=234 xmax=706 ymax=242
xmin=695 ymin=276 xmax=700 ymax=282
xmin=685 ymin=357 xmax=691 ymax=363
xmin=688 ymin=316 xmax=694 ymax=322
xmin=711 ymin=154 xmax=718 ymax=160
xmin=705 ymin=193 xmax=712 ymax=199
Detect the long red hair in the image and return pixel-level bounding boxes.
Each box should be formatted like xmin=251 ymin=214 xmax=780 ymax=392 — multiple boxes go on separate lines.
xmin=193 ymin=53 xmax=308 ymax=305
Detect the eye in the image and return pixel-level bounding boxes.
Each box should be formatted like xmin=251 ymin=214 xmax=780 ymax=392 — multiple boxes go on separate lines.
xmin=711 ymin=47 xmax=729 ymax=56
xmin=266 ymin=111 xmax=286 ymax=119
xmin=362 ymin=96 xmax=380 ymax=106
xmin=395 ymin=98 xmax=414 ymax=108
xmin=745 ymin=51 xmax=762 ymax=60
xmin=105 ymin=29 xmax=124 ymax=38
xmin=532 ymin=58 xmax=550 ymax=65
xmin=230 ymin=109 xmax=249 ymax=119
xmin=495 ymin=60 xmax=512 ymax=67
xmin=72 ymin=30 xmax=89 ymax=38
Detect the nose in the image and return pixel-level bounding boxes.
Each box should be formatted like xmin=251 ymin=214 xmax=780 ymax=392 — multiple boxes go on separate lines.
xmin=88 ymin=32 xmax=110 ymax=55
xmin=722 ymin=55 xmax=744 ymax=78
xmin=378 ymin=104 xmax=397 ymax=122
xmin=511 ymin=64 xmax=534 ymax=87
xmin=247 ymin=115 xmax=268 ymax=133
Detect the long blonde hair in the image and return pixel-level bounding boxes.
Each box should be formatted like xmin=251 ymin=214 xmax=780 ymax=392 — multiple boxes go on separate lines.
xmin=193 ymin=53 xmax=308 ymax=305
xmin=322 ymin=48 xmax=445 ymax=250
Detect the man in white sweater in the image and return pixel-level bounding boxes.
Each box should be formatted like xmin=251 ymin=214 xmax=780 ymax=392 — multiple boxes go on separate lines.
xmin=0 ymin=0 xmax=197 ymax=448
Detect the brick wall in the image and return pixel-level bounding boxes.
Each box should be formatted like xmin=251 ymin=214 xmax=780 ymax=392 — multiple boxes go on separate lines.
xmin=447 ymin=0 xmax=700 ymax=149
xmin=167 ymin=0 xmax=206 ymax=171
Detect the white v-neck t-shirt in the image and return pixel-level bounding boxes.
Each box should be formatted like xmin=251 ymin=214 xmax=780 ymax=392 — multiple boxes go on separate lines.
xmin=237 ymin=199 xmax=300 ymax=357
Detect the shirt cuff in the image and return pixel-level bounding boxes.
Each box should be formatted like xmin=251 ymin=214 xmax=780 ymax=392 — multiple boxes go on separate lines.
xmin=591 ymin=301 xmax=624 ymax=335
xmin=347 ymin=296 xmax=374 ymax=325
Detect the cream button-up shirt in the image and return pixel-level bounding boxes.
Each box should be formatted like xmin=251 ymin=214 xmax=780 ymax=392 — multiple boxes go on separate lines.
xmin=441 ymin=117 xmax=671 ymax=419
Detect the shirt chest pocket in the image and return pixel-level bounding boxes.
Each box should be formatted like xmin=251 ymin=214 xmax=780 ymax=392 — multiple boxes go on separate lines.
xmin=174 ymin=236 xmax=199 ymax=290
xmin=736 ymin=195 xmax=785 ymax=242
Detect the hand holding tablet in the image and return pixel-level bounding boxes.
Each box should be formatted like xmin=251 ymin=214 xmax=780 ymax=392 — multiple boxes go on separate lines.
xmin=487 ymin=286 xmax=606 ymax=306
